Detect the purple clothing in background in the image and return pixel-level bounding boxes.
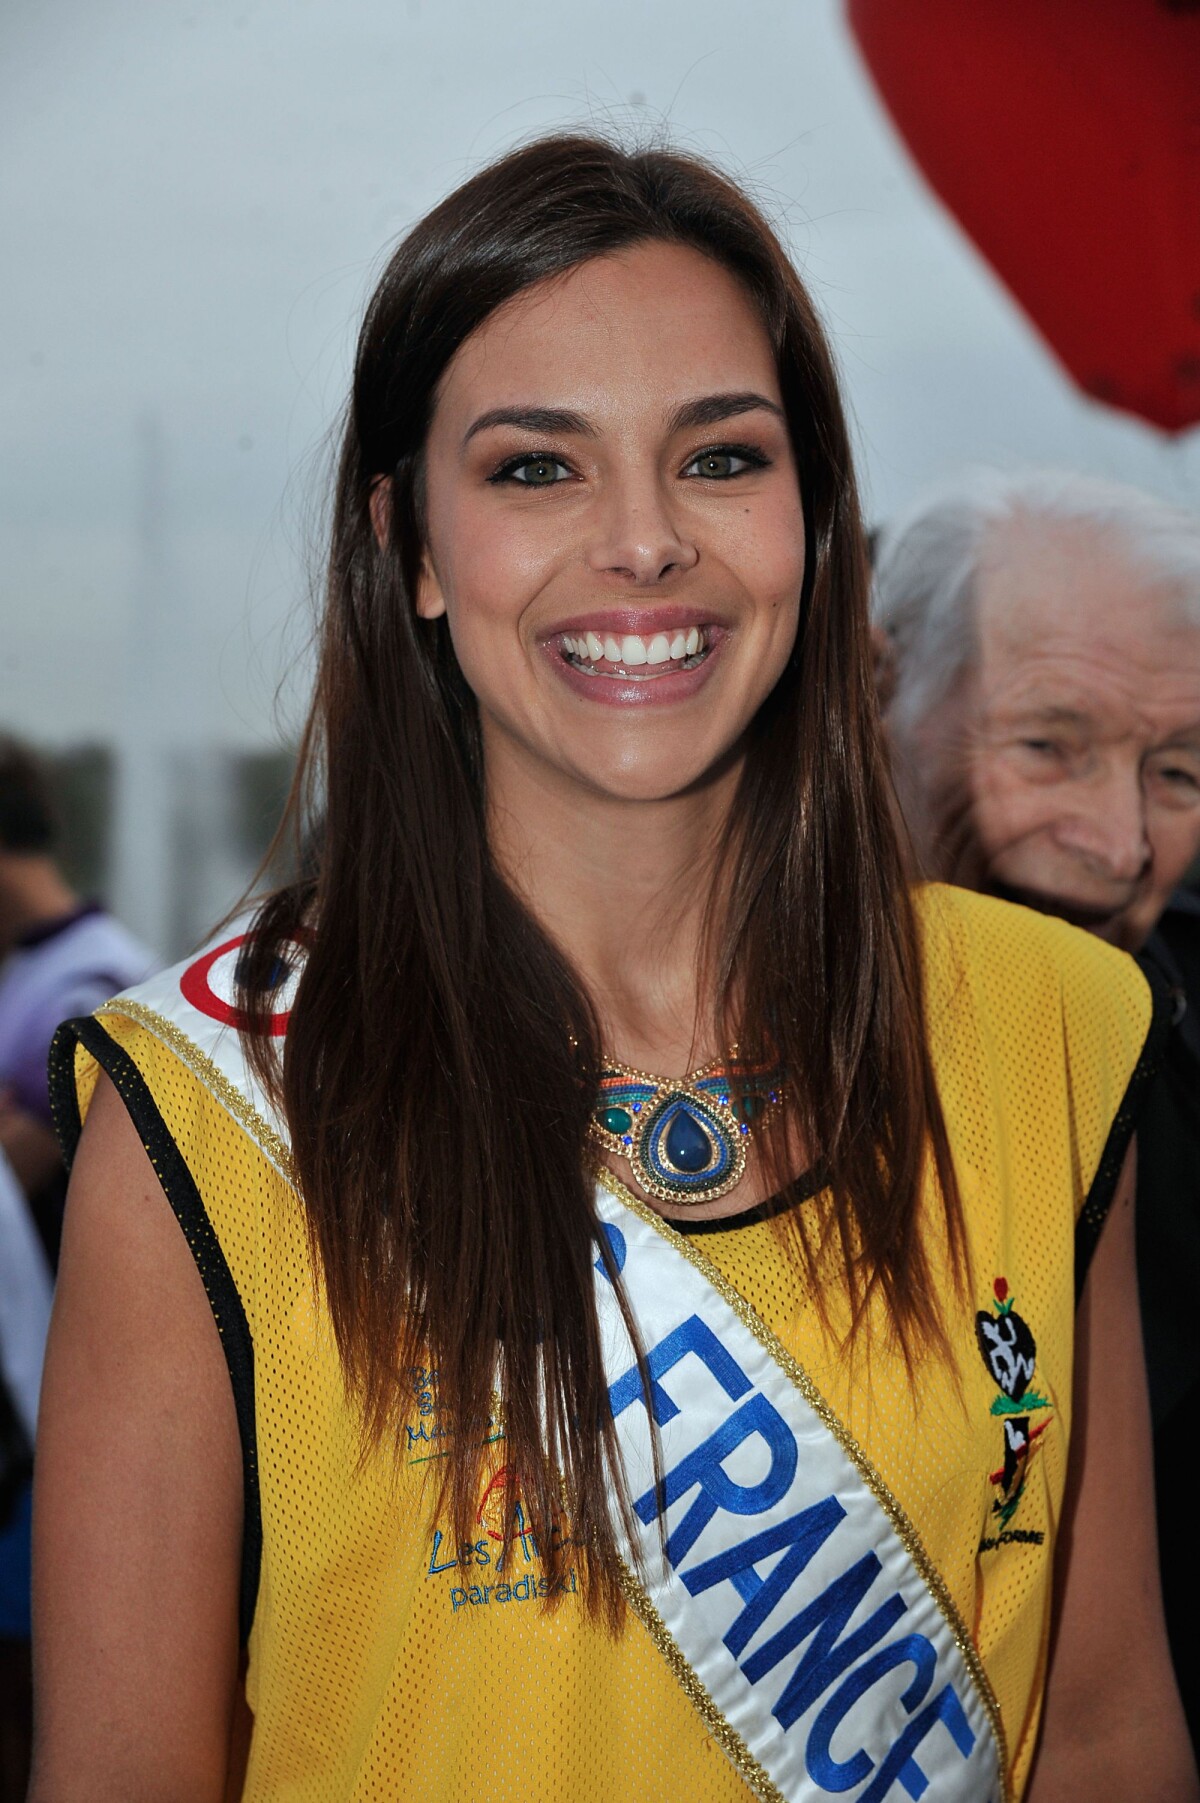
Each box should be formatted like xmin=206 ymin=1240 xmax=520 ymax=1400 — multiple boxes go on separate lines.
xmin=0 ymin=906 xmax=157 ymax=1128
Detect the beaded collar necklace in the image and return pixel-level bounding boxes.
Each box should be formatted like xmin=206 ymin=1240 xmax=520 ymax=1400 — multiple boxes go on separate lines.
xmin=588 ymin=1050 xmax=785 ymax=1207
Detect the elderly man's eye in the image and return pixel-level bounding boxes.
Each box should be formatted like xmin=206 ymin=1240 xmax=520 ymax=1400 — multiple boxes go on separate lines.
xmin=1156 ymin=763 xmax=1200 ymax=795
xmin=1020 ymin=738 xmax=1063 ymax=758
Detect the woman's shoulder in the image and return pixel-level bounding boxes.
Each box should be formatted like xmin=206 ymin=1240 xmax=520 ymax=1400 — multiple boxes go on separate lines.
xmin=50 ymin=926 xmax=301 ymax=1369
xmin=51 ymin=920 xmax=295 ymax=1213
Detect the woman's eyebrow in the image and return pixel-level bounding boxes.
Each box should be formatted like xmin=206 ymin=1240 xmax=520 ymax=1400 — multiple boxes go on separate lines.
xmin=462 ymin=391 xmax=785 ymax=448
xmin=463 ymin=405 xmax=596 ymax=445
xmin=668 ymin=391 xmax=785 ymax=432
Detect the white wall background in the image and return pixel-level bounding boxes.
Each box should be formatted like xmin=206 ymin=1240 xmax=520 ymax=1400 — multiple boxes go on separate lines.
xmin=3 ymin=0 xmax=1198 ymax=946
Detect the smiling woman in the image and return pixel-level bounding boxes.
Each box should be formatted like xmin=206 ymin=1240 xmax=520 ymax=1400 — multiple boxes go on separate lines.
xmin=31 ymin=137 xmax=1196 ymax=1803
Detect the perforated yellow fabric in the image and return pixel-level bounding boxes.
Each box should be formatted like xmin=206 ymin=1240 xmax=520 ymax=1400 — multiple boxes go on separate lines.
xmin=67 ymin=885 xmax=1153 ymax=1802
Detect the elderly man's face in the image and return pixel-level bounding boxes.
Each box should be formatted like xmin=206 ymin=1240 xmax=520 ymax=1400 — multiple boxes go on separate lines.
xmin=901 ymin=519 xmax=1200 ymax=953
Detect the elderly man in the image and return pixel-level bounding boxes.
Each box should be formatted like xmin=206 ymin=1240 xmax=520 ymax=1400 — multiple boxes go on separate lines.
xmin=874 ymin=467 xmax=1200 ymax=1745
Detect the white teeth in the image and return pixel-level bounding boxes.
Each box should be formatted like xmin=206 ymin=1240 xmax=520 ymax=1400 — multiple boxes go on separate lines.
xmin=562 ymin=625 xmax=711 ymax=671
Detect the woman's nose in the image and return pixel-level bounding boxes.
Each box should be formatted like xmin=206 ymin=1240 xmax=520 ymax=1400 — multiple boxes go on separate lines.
xmin=585 ymin=472 xmax=699 ymax=585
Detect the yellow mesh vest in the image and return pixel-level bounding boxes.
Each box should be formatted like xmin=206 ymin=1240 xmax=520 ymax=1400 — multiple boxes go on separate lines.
xmin=57 ymin=886 xmax=1159 ymax=1801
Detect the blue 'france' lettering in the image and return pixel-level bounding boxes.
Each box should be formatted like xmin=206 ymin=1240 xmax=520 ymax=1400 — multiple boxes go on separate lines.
xmin=680 ymin=1497 xmax=846 ymax=1658
xmin=634 ymin=1392 xmax=799 ymax=1568
xmin=594 ymin=1222 xmax=626 ymax=1281
xmin=806 ymin=1633 xmax=936 ymax=1791
xmin=608 ymin=1315 xmax=751 ymax=1427
xmin=602 ymin=1305 xmax=980 ymax=1795
xmin=858 ymin=1682 xmax=976 ymax=1801
xmin=743 ymin=1551 xmax=907 ymax=1732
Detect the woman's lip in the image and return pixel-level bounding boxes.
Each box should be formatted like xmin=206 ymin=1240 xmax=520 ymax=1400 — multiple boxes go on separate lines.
xmin=544 ymin=605 xmax=729 ymax=638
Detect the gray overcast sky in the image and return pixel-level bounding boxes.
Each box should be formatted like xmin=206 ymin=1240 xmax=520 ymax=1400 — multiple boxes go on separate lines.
xmin=4 ymin=0 xmax=1199 ymax=752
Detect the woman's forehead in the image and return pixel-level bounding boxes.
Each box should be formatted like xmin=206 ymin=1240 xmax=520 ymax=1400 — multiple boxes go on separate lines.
xmin=430 ymin=242 xmax=781 ymax=441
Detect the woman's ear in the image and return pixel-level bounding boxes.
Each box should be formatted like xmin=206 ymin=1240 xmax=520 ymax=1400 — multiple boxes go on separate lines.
xmin=368 ymin=476 xmax=392 ymax=550
xmin=415 ymin=555 xmax=447 ymax=621
xmin=370 ymin=474 xmax=446 ymax=618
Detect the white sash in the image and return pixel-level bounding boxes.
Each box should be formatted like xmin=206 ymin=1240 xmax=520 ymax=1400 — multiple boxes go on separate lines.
xmin=101 ymin=928 xmax=1006 ymax=1803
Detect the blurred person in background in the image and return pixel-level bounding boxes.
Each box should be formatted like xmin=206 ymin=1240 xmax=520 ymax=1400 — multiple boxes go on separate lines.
xmin=0 ymin=735 xmax=153 ymax=1798
xmin=873 ymin=469 xmax=1200 ymax=1747
xmin=0 ymin=735 xmax=155 ymax=1266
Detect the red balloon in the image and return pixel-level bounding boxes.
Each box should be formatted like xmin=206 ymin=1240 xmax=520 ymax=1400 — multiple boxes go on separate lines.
xmin=848 ymin=0 xmax=1200 ymax=434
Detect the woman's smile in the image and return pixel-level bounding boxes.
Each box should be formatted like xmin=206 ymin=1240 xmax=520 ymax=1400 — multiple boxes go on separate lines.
xmin=542 ymin=606 xmax=728 ymax=707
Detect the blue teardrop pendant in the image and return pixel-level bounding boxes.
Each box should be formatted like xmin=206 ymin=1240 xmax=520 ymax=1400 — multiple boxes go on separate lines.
xmin=663 ymin=1105 xmax=712 ymax=1172
xmin=589 ymin=1053 xmax=782 ymax=1206
xmin=637 ymin=1089 xmax=740 ymax=1200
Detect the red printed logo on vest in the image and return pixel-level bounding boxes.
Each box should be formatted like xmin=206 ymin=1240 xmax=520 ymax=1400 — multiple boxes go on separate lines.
xmin=179 ymin=932 xmax=302 ymax=1037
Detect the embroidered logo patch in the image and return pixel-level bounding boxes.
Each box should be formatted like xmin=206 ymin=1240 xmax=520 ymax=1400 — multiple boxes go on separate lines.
xmin=975 ymin=1277 xmax=1051 ymax=1549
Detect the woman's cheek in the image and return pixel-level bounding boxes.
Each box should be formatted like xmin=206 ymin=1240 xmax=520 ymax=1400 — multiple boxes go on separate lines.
xmin=452 ymin=516 xmax=555 ymax=625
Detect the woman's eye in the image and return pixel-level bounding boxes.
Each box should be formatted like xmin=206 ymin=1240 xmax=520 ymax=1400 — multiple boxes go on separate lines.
xmin=490 ymin=453 xmax=572 ymax=486
xmin=682 ymin=446 xmax=767 ymax=480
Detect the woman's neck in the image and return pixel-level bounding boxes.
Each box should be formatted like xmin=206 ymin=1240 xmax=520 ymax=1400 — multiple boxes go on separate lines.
xmin=485 ymin=739 xmax=742 ymax=1075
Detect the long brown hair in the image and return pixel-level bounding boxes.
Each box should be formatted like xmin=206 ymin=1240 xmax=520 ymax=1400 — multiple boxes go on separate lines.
xmin=242 ymin=134 xmax=964 ymax=1612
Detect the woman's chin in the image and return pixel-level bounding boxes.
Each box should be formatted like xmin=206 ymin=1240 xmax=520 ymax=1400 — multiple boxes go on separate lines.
xmin=556 ymin=740 xmax=744 ymax=808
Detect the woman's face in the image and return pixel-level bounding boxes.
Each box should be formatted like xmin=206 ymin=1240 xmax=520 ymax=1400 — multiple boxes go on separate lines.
xmin=415 ymin=240 xmax=806 ymax=806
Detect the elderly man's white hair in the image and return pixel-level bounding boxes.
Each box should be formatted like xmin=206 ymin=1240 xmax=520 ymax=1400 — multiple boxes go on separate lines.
xmin=873 ymin=467 xmax=1200 ymax=739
